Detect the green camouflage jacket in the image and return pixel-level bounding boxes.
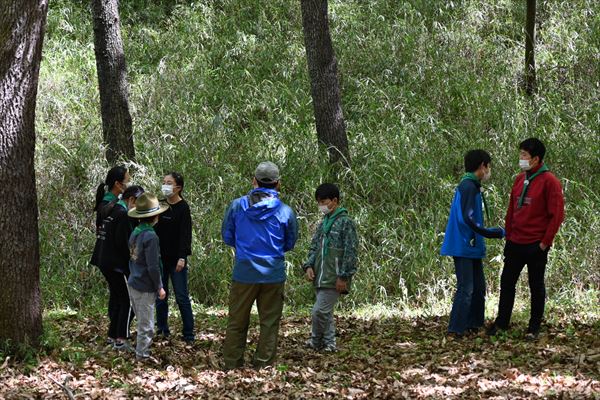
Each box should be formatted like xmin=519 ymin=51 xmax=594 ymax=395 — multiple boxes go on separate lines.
xmin=303 ymin=209 xmax=358 ymax=292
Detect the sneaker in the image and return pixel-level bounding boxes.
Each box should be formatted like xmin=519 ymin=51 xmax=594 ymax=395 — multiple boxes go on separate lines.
xmin=114 ymin=341 xmax=135 ymax=352
xmin=105 ymin=337 xmax=116 ymax=346
xmin=446 ymin=332 xmax=464 ymax=341
xmin=321 ymin=344 xmax=337 ymax=353
xmin=466 ymin=327 xmax=481 ymax=335
xmin=525 ymin=328 xmax=540 ymax=341
xmin=305 ymin=339 xmax=321 ymax=351
xmin=136 ymin=355 xmax=159 ymax=364
xmin=181 ymin=335 xmax=195 ymax=344
xmin=485 ymin=324 xmax=505 ymax=337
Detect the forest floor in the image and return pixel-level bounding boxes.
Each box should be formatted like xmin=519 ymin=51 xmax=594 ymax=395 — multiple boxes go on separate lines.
xmin=1 ymin=310 xmax=598 ymax=399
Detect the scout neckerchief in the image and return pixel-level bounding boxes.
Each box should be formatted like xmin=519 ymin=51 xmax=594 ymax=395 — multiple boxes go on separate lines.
xmin=518 ymin=164 xmax=549 ymax=208
xmin=461 ymin=172 xmax=490 ymax=221
xmin=131 ymin=222 xmax=163 ymax=272
xmin=103 ymin=191 xmax=127 ymax=210
xmin=321 ymin=207 xmax=347 ymax=257
xmin=133 ymin=222 xmax=155 ymax=236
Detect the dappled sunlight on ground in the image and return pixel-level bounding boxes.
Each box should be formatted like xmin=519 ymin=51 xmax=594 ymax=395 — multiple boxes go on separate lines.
xmin=1 ymin=311 xmax=598 ymax=398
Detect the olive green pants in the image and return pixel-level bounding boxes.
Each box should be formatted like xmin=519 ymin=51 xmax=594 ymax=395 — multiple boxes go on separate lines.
xmin=222 ymin=281 xmax=284 ymax=369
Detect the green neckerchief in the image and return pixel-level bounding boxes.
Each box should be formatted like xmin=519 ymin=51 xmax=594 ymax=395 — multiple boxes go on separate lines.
xmin=131 ymin=223 xmax=163 ymax=273
xmin=518 ymin=164 xmax=549 ymax=208
xmin=461 ymin=173 xmax=490 ymax=222
xmin=102 ymin=191 xmax=118 ymax=202
xmin=133 ymin=222 xmax=155 ymax=236
xmin=321 ymin=207 xmax=347 ymax=257
xmin=102 ymin=191 xmax=127 ymax=212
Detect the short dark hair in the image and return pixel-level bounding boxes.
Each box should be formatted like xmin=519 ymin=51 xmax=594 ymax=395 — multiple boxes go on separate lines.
xmin=123 ymin=185 xmax=145 ymax=201
xmin=464 ymin=150 xmax=491 ymax=172
xmin=139 ymin=215 xmax=158 ymax=224
xmin=519 ymin=138 xmax=546 ymax=161
xmin=257 ymin=179 xmax=278 ymax=189
xmin=315 ymin=183 xmax=340 ymax=201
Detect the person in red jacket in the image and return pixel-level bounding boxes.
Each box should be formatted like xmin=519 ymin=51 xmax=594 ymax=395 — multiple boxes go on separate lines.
xmin=487 ymin=138 xmax=565 ymax=340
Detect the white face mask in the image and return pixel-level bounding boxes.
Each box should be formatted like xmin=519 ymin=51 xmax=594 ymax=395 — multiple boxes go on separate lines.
xmin=161 ymin=184 xmax=174 ymax=197
xmin=318 ymin=204 xmax=330 ymax=215
xmin=482 ymin=169 xmax=491 ymax=182
xmin=519 ymin=159 xmax=531 ymax=171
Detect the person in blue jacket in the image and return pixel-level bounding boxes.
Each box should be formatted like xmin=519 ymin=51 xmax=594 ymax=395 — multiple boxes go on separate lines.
xmin=441 ymin=150 xmax=505 ymax=337
xmin=221 ymin=161 xmax=298 ymax=369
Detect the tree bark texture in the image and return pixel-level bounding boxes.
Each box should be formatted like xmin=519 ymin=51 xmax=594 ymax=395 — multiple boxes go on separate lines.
xmin=300 ymin=0 xmax=350 ymax=166
xmin=91 ymin=0 xmax=135 ymax=164
xmin=0 ymin=0 xmax=47 ymax=346
xmin=524 ymin=0 xmax=537 ymax=95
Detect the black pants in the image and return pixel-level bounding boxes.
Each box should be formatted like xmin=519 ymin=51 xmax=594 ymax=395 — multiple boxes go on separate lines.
xmin=101 ymin=269 xmax=133 ymax=339
xmin=495 ymin=241 xmax=548 ymax=331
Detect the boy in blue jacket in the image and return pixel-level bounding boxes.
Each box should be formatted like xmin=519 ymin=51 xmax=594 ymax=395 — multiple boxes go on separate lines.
xmin=441 ymin=150 xmax=505 ymax=337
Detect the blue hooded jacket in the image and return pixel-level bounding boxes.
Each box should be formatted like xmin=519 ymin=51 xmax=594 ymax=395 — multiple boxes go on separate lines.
xmin=222 ymin=188 xmax=298 ymax=283
xmin=440 ymin=178 xmax=504 ymax=259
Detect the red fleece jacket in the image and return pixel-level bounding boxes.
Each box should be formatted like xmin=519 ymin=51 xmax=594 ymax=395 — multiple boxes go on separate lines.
xmin=505 ymin=163 xmax=565 ymax=246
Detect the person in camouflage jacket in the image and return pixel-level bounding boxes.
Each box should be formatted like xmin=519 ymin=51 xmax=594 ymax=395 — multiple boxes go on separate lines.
xmin=303 ymin=183 xmax=358 ymax=352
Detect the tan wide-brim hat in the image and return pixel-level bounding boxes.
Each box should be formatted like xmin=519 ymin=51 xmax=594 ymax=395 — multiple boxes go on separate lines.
xmin=127 ymin=193 xmax=168 ymax=218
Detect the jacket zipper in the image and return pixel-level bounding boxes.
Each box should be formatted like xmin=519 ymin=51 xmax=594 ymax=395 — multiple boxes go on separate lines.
xmin=318 ymin=235 xmax=325 ymax=286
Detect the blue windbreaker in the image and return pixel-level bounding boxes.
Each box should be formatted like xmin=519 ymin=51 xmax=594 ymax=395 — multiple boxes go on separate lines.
xmin=440 ymin=178 xmax=504 ymax=259
xmin=222 ymin=188 xmax=298 ymax=283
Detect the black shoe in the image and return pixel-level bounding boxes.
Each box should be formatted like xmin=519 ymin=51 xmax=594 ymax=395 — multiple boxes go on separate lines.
xmin=525 ymin=328 xmax=540 ymax=341
xmin=485 ymin=324 xmax=505 ymax=336
xmin=182 ymin=336 xmax=195 ymax=344
xmin=466 ymin=327 xmax=481 ymax=336
xmin=446 ymin=332 xmax=464 ymax=341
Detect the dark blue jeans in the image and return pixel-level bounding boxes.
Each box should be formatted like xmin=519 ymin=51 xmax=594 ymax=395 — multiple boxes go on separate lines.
xmin=156 ymin=259 xmax=195 ymax=340
xmin=448 ymin=257 xmax=485 ymax=334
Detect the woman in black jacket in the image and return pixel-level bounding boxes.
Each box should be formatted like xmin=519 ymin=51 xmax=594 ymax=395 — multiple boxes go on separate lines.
xmin=91 ymin=166 xmax=145 ymax=349
xmin=155 ymin=172 xmax=195 ymax=342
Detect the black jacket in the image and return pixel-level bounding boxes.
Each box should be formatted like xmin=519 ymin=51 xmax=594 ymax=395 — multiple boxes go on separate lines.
xmin=154 ymin=199 xmax=192 ymax=263
xmin=90 ymin=199 xmax=111 ymax=267
xmin=91 ymin=201 xmax=134 ymax=274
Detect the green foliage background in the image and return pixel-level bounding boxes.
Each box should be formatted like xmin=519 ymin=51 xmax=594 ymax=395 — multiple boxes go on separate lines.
xmin=36 ymin=0 xmax=599 ymax=317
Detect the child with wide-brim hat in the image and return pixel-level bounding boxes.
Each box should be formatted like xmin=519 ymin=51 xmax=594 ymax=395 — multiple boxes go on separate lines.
xmin=126 ymin=193 xmax=168 ymax=361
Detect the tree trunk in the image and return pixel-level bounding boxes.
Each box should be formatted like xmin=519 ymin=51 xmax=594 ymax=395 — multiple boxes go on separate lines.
xmin=0 ymin=0 xmax=47 ymax=347
xmin=91 ymin=0 xmax=135 ymax=164
xmin=300 ymin=0 xmax=350 ymax=166
xmin=524 ymin=0 xmax=537 ymax=96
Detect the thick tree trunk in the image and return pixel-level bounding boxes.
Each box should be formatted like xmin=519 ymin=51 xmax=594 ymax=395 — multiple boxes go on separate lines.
xmin=524 ymin=0 xmax=537 ymax=96
xmin=91 ymin=0 xmax=135 ymax=164
xmin=0 ymin=0 xmax=47 ymax=346
xmin=300 ymin=0 xmax=350 ymax=166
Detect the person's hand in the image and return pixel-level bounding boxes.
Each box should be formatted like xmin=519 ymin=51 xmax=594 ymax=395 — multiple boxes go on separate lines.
xmin=158 ymin=288 xmax=166 ymax=300
xmin=305 ymin=267 xmax=315 ymax=281
xmin=336 ymin=278 xmax=347 ymax=293
xmin=176 ymin=258 xmax=185 ymax=272
xmin=539 ymin=242 xmax=548 ymax=251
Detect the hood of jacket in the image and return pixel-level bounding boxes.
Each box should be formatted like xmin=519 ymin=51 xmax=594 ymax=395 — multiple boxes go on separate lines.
xmin=240 ymin=188 xmax=282 ymax=221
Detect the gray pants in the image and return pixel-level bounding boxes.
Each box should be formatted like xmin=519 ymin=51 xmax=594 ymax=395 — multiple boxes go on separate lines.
xmin=129 ymin=286 xmax=156 ymax=358
xmin=311 ymin=288 xmax=340 ymax=348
